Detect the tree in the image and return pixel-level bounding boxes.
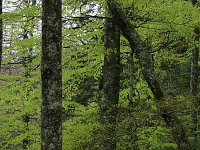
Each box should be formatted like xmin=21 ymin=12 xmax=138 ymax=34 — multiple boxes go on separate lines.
xmin=190 ymin=0 xmax=199 ymax=149
xmin=1 ymin=0 xmax=200 ymax=149
xmin=0 ymin=0 xmax=2 ymax=70
xmin=100 ymin=8 xmax=120 ymax=150
xmin=106 ymin=0 xmax=191 ymax=149
xmin=41 ymin=0 xmax=62 ymax=149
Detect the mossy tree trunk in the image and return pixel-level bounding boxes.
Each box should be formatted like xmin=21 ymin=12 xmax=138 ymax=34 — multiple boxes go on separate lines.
xmin=127 ymin=51 xmax=138 ymax=150
xmin=106 ymin=0 xmax=191 ymax=149
xmin=100 ymin=12 xmax=120 ymax=150
xmin=41 ymin=0 xmax=62 ymax=149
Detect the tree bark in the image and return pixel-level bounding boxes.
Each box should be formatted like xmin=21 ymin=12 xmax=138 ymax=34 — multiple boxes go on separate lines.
xmin=0 ymin=0 xmax=2 ymax=71
xmin=127 ymin=51 xmax=138 ymax=150
xmin=190 ymin=46 xmax=199 ymax=97
xmin=190 ymin=1 xmax=199 ymax=149
xmin=100 ymin=14 xmax=120 ymax=150
xmin=129 ymin=51 xmax=134 ymax=103
xmin=106 ymin=0 xmax=191 ymax=149
xmin=41 ymin=0 xmax=62 ymax=149
xmin=190 ymin=46 xmax=199 ymax=150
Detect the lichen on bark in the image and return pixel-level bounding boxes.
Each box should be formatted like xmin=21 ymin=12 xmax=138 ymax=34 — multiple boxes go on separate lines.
xmin=41 ymin=0 xmax=62 ymax=149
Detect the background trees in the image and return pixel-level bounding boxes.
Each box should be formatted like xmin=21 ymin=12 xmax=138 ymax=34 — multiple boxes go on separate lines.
xmin=0 ymin=0 xmax=200 ymax=149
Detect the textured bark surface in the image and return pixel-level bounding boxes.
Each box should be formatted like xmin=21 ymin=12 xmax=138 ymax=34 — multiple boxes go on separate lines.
xmin=41 ymin=0 xmax=62 ymax=149
xmin=0 ymin=0 xmax=2 ymax=71
xmin=100 ymin=17 xmax=120 ymax=150
xmin=106 ymin=0 xmax=191 ymax=149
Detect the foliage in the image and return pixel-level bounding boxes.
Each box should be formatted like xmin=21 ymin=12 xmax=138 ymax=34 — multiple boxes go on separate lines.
xmin=1 ymin=0 xmax=200 ymax=149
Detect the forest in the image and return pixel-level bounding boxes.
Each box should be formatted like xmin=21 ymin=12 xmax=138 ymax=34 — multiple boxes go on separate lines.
xmin=0 ymin=0 xmax=200 ymax=149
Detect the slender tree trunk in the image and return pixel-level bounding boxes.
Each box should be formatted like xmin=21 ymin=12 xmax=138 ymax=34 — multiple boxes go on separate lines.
xmin=190 ymin=1 xmax=199 ymax=149
xmin=127 ymin=51 xmax=137 ymax=150
xmin=191 ymin=47 xmax=199 ymax=97
xmin=129 ymin=51 xmax=134 ymax=103
xmin=0 ymin=0 xmax=2 ymax=71
xmin=22 ymin=1 xmax=37 ymax=149
xmin=41 ymin=0 xmax=62 ymax=149
xmin=100 ymin=14 xmax=120 ymax=150
xmin=106 ymin=0 xmax=191 ymax=149
xmin=190 ymin=46 xmax=199 ymax=150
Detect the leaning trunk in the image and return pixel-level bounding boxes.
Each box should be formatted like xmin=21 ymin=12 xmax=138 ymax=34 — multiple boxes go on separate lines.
xmin=106 ymin=0 xmax=191 ymax=149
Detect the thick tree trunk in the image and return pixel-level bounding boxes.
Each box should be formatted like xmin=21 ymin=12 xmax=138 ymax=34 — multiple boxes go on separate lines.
xmin=106 ymin=0 xmax=191 ymax=149
xmin=100 ymin=16 xmax=120 ymax=150
xmin=0 ymin=0 xmax=2 ymax=71
xmin=41 ymin=0 xmax=62 ymax=149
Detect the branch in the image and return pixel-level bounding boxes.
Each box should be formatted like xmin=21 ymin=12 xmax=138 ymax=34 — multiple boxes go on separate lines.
xmin=106 ymin=0 xmax=191 ymax=149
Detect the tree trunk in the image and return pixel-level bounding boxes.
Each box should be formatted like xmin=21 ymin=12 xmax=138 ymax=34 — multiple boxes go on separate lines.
xmin=41 ymin=0 xmax=62 ymax=149
xmin=100 ymin=14 xmax=120 ymax=150
xmin=106 ymin=0 xmax=191 ymax=149
xmin=190 ymin=47 xmax=198 ymax=97
xmin=0 ymin=0 xmax=2 ymax=71
xmin=190 ymin=46 xmax=199 ymax=150
xmin=190 ymin=1 xmax=199 ymax=149
xmin=129 ymin=51 xmax=134 ymax=103
xmin=127 ymin=51 xmax=138 ymax=150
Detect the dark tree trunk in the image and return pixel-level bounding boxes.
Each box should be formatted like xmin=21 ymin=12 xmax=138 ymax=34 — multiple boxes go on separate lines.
xmin=190 ymin=46 xmax=199 ymax=150
xmin=190 ymin=1 xmax=199 ymax=149
xmin=100 ymin=15 xmax=120 ymax=150
xmin=129 ymin=51 xmax=134 ymax=103
xmin=0 ymin=0 xmax=2 ymax=71
xmin=32 ymin=0 xmax=36 ymax=5
xmin=106 ymin=0 xmax=191 ymax=149
xmin=41 ymin=0 xmax=62 ymax=149
xmin=191 ymin=47 xmax=199 ymax=97
xmin=127 ymin=51 xmax=138 ymax=150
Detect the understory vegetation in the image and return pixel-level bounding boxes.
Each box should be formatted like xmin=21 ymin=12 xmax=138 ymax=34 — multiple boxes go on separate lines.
xmin=0 ymin=0 xmax=200 ymax=149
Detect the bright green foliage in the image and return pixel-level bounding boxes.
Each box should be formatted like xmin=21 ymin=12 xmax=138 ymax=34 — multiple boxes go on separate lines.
xmin=1 ymin=0 xmax=200 ymax=149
